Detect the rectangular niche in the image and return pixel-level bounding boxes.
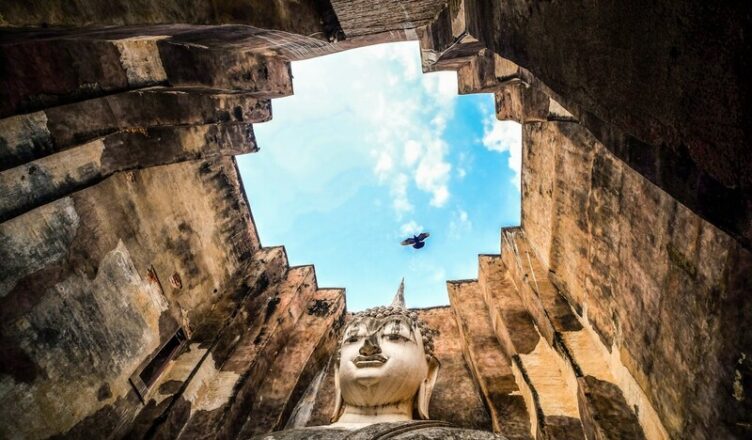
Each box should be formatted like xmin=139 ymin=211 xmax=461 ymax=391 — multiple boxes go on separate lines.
xmin=129 ymin=328 xmax=187 ymax=401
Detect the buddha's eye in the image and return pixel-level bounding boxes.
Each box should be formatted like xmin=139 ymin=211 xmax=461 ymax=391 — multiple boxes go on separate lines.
xmin=345 ymin=333 xmax=361 ymax=343
xmin=385 ymin=333 xmax=408 ymax=342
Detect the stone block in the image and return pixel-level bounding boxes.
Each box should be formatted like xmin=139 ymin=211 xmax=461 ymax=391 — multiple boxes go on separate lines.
xmin=457 ymin=51 xmax=502 ymax=95
xmin=418 ymin=0 xmax=487 ymax=72
xmin=0 ymin=37 xmax=167 ymax=117
xmin=158 ymin=42 xmax=293 ymax=96
xmin=124 ymin=247 xmax=288 ymax=439
xmin=0 ymin=123 xmax=256 ymax=222
xmin=0 ymin=0 xmax=330 ymax=36
xmin=330 ymin=0 xmax=446 ymax=38
xmin=501 ymin=228 xmax=583 ymax=344
xmin=494 ymin=82 xmax=550 ymax=124
xmin=501 ymin=228 xmax=648 ymax=439
xmin=0 ymin=87 xmax=270 ymax=170
xmin=518 ymin=120 xmax=752 ymax=438
xmin=291 ymin=354 xmax=339 ymax=428
xmin=477 ymin=255 xmax=540 ymax=358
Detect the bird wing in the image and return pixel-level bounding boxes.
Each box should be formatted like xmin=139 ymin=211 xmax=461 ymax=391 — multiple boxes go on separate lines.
xmin=401 ymin=237 xmax=416 ymax=246
xmin=417 ymin=232 xmax=430 ymax=241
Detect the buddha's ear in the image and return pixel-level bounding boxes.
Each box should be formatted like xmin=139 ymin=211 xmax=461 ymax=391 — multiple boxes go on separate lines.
xmin=331 ymin=362 xmax=343 ymax=423
xmin=417 ymin=356 xmax=440 ymax=420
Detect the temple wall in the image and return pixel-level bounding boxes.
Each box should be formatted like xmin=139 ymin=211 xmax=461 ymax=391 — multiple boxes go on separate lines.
xmin=0 ymin=0 xmax=332 ymax=36
xmin=330 ymin=0 xmax=446 ymax=38
xmin=520 ymin=120 xmax=752 ymax=439
xmin=0 ymin=158 xmax=278 ymax=438
xmin=0 ymin=14 xmax=349 ymax=438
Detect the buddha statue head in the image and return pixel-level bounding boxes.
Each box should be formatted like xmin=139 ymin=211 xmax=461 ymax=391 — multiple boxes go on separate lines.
xmin=331 ymin=280 xmax=440 ymax=427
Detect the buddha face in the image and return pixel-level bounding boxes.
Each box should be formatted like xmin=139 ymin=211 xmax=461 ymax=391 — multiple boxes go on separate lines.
xmin=337 ymin=314 xmax=429 ymax=408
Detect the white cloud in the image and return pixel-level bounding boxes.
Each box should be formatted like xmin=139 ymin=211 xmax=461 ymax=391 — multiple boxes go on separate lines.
xmin=374 ymin=151 xmax=394 ymax=179
xmin=423 ymin=72 xmax=458 ymax=107
xmin=268 ymin=41 xmax=457 ymax=217
xmin=482 ymin=119 xmax=522 ymax=189
xmin=449 ymin=208 xmax=472 ymax=238
xmin=403 ymin=140 xmax=422 ymax=166
xmin=456 ymin=152 xmax=469 ymax=180
xmin=431 ymin=185 xmax=450 ymax=207
xmin=391 ymin=173 xmax=413 ymax=216
xmin=351 ymin=43 xmax=456 ymax=215
xmin=395 ymin=48 xmax=420 ymax=81
xmin=477 ymin=100 xmax=492 ymax=116
xmin=414 ymin=138 xmax=451 ymax=207
xmin=400 ymin=220 xmax=423 ymax=236
xmin=482 ymin=120 xmax=521 ymax=153
xmin=437 ymin=74 xmax=457 ymax=97
xmin=431 ymin=114 xmax=447 ymax=132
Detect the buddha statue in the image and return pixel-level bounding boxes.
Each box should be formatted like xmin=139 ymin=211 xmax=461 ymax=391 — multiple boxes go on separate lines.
xmin=252 ymin=280 xmax=508 ymax=439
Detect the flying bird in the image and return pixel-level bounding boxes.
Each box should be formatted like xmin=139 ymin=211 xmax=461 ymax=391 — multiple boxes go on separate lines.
xmin=401 ymin=232 xmax=430 ymax=249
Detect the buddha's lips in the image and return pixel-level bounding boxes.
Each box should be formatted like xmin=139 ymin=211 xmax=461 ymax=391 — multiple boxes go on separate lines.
xmin=353 ymin=354 xmax=388 ymax=367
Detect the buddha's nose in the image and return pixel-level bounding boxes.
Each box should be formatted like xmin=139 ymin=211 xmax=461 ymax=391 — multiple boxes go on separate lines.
xmin=359 ymin=335 xmax=381 ymax=356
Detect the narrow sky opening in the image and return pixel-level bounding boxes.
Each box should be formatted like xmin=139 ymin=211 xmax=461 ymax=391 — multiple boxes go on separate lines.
xmin=237 ymin=41 xmax=521 ymax=311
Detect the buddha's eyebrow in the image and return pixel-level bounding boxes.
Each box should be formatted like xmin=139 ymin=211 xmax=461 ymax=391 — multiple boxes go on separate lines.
xmin=376 ymin=316 xmax=414 ymax=334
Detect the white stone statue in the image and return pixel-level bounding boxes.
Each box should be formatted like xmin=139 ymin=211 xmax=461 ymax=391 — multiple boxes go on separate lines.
xmin=252 ymin=280 xmax=506 ymax=439
xmin=330 ymin=279 xmax=439 ymax=428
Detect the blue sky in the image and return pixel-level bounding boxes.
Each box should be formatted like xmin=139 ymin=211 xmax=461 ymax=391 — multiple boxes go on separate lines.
xmin=237 ymin=41 xmax=521 ymax=311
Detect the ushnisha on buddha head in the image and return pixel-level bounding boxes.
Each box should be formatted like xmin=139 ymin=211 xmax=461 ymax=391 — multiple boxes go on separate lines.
xmin=331 ymin=279 xmax=439 ymax=427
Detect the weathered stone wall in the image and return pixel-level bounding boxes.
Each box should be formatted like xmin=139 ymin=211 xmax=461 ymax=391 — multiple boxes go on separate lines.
xmin=0 ymin=157 xmax=273 ymax=438
xmin=0 ymin=0 xmax=337 ymax=38
xmin=0 ymin=9 xmax=352 ymax=437
xmin=520 ymin=120 xmax=752 ymax=439
xmin=330 ymin=0 xmax=447 ymax=38
xmin=485 ymin=0 xmax=752 ymax=216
